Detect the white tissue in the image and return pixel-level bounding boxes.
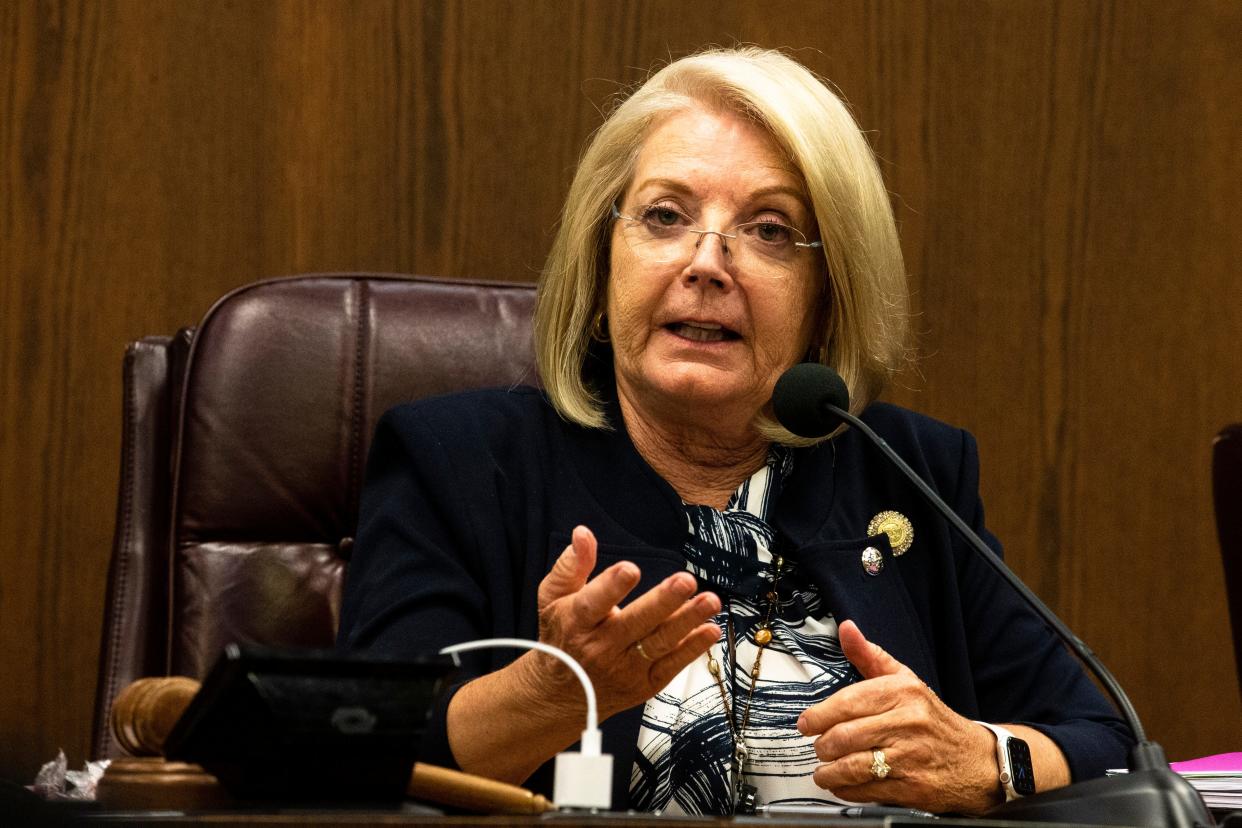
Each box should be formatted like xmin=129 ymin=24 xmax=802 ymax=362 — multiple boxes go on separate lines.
xmin=30 ymin=750 xmax=111 ymax=801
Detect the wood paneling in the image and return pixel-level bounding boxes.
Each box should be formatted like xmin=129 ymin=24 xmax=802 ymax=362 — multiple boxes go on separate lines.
xmin=2 ymin=0 xmax=1239 ymax=783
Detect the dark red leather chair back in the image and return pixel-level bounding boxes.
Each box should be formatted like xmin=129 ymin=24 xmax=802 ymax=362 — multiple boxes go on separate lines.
xmin=92 ymin=275 xmax=538 ymax=758
xmin=1213 ymin=423 xmax=1242 ymax=702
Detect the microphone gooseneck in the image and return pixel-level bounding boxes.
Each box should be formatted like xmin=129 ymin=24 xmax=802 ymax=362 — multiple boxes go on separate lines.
xmin=771 ymin=363 xmax=1211 ymax=827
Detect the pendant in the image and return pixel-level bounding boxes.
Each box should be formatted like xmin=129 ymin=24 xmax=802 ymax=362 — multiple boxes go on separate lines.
xmin=736 ymin=782 xmax=758 ymax=815
xmin=731 ymin=741 xmax=747 ymax=781
xmin=732 ymin=743 xmax=758 ymax=813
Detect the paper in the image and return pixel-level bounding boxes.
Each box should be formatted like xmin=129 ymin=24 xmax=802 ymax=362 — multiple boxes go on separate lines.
xmin=1170 ymin=752 xmax=1242 ymax=775
xmin=1109 ymin=753 xmax=1242 ymax=810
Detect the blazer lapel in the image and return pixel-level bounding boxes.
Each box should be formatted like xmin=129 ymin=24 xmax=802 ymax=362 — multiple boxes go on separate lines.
xmin=791 ymin=536 xmax=939 ymax=690
xmin=774 ymin=432 xmax=941 ymax=690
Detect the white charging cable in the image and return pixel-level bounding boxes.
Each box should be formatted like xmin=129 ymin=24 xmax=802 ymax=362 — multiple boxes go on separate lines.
xmin=439 ymin=638 xmax=613 ymax=810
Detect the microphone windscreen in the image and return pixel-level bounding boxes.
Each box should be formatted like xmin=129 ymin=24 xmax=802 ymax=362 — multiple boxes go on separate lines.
xmin=772 ymin=363 xmax=851 ymax=438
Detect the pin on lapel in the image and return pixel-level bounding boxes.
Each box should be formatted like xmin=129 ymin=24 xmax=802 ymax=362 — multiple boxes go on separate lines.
xmin=861 ymin=546 xmax=884 ymax=576
xmin=868 ymin=510 xmax=914 ymax=556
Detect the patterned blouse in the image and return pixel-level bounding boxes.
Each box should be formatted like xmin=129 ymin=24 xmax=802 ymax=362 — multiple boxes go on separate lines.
xmin=629 ymin=448 xmax=859 ymax=815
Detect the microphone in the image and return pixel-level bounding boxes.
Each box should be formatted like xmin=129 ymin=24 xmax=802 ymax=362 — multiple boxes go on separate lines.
xmin=771 ymin=362 xmax=850 ymax=438
xmin=772 ymin=363 xmax=1212 ymax=827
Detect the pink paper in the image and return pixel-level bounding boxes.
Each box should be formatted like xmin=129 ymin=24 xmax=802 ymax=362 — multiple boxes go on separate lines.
xmin=1169 ymin=752 xmax=1242 ymax=773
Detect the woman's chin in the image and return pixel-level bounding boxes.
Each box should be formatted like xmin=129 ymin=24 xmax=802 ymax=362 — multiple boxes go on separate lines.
xmin=643 ymin=371 xmax=764 ymax=418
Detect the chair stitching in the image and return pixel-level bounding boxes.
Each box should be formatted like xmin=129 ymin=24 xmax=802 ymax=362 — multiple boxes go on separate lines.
xmin=101 ymin=348 xmax=139 ymax=757
xmin=346 ymin=280 xmax=371 ymax=529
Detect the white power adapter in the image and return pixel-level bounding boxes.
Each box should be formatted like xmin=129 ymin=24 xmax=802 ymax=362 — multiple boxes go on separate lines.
xmin=440 ymin=637 xmax=613 ymax=811
xmin=553 ymin=726 xmax=614 ymax=810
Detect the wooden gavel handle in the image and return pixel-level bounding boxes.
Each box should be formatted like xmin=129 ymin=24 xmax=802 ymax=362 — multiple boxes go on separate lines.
xmin=110 ymin=676 xmax=552 ymax=814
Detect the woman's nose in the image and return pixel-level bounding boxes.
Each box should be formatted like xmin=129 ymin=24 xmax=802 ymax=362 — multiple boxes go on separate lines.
xmin=682 ymin=230 xmax=734 ymax=286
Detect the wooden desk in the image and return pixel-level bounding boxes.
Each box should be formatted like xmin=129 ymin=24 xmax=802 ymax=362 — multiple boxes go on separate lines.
xmin=79 ymin=810 xmax=1085 ymax=827
xmin=75 ymin=756 xmax=1232 ymax=827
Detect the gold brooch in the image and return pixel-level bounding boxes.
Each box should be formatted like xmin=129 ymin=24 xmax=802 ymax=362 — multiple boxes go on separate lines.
xmin=868 ymin=510 xmax=914 ymax=556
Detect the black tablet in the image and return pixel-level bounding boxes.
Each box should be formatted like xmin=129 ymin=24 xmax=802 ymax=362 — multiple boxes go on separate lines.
xmin=164 ymin=643 xmax=455 ymax=803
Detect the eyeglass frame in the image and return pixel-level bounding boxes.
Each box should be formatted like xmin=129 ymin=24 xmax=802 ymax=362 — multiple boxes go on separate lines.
xmin=609 ymin=202 xmax=824 ymax=259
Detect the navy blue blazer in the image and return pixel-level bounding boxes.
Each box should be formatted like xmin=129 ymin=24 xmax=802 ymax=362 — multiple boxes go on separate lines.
xmin=338 ymin=386 xmax=1133 ymax=808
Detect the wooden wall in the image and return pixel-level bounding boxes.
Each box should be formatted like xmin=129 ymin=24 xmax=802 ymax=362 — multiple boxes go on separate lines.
xmin=2 ymin=0 xmax=1239 ymax=783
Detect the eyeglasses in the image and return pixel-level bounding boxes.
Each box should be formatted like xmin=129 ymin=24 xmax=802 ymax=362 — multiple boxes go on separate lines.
xmin=611 ymin=202 xmax=822 ymax=277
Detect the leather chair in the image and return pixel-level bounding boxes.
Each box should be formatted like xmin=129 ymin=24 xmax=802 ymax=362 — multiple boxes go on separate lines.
xmin=1213 ymin=423 xmax=1242 ymax=701
xmin=91 ymin=274 xmax=538 ymax=760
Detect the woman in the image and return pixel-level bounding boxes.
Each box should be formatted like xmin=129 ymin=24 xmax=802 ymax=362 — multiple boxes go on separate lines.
xmin=338 ymin=47 xmax=1132 ymax=815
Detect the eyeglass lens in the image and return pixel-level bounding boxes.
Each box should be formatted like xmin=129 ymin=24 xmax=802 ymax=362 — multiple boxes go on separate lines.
xmin=615 ymin=205 xmax=815 ymax=276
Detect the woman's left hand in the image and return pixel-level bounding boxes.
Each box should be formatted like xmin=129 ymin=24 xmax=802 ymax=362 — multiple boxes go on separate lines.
xmin=797 ymin=620 xmax=1002 ymax=815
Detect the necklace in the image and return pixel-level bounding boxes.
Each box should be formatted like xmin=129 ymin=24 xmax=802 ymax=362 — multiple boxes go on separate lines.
xmin=706 ymin=554 xmax=784 ymax=814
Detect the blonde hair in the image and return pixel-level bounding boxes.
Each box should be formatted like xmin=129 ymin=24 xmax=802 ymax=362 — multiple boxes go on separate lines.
xmin=534 ymin=47 xmax=908 ymax=444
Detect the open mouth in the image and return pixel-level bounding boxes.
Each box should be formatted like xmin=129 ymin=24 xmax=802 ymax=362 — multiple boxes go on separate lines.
xmin=665 ymin=321 xmax=741 ymax=342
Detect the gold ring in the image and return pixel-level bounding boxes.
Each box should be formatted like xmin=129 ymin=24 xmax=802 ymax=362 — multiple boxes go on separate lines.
xmin=870 ymin=749 xmax=891 ymax=780
xmin=634 ymin=640 xmax=653 ymax=661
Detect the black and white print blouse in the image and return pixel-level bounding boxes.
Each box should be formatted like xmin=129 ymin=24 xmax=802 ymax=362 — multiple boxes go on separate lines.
xmin=629 ymin=448 xmax=859 ymax=815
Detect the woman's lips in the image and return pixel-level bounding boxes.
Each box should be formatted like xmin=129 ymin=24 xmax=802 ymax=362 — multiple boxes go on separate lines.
xmin=665 ymin=321 xmax=740 ymax=342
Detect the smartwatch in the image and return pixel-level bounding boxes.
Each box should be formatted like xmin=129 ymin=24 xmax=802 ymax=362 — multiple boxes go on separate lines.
xmin=975 ymin=721 xmax=1036 ymax=801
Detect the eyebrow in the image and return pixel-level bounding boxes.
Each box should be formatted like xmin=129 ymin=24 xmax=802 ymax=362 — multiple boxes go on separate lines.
xmin=748 ymin=184 xmax=812 ymax=204
xmin=630 ymin=178 xmax=814 ymax=213
xmin=630 ymin=177 xmax=695 ymax=197
xmin=630 ymin=178 xmax=811 ymax=208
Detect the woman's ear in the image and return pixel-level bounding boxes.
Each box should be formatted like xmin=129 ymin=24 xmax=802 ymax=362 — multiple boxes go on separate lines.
xmin=590 ymin=307 xmax=609 ymax=343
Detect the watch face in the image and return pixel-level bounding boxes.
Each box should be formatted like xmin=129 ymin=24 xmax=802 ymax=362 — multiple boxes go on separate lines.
xmin=1007 ymin=737 xmax=1037 ymax=796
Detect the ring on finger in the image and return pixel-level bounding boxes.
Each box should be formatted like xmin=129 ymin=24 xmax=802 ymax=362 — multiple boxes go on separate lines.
xmin=870 ymin=749 xmax=891 ymax=780
xmin=634 ymin=640 xmax=653 ymax=662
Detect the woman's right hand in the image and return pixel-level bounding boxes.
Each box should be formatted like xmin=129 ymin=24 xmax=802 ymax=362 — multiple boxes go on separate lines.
xmin=534 ymin=525 xmax=721 ymax=719
xmin=446 ymin=524 xmax=719 ymax=783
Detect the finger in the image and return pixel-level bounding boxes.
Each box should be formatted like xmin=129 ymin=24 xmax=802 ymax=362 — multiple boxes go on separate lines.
xmin=648 ymin=621 xmax=722 ymax=688
xmin=812 ymin=709 xmax=903 ymax=763
xmin=605 ymin=570 xmax=704 ymax=643
xmin=839 ymin=619 xmax=904 ymax=680
xmin=537 ymin=525 xmax=599 ymax=607
xmin=813 ymin=749 xmax=895 ymax=797
xmin=638 ymin=590 xmax=722 ymax=657
xmin=567 ymin=559 xmax=642 ymax=627
xmin=798 ymin=674 xmax=904 ymax=736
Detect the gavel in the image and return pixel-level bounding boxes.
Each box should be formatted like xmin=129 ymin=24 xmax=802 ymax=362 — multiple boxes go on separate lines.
xmin=104 ymin=676 xmax=553 ymax=814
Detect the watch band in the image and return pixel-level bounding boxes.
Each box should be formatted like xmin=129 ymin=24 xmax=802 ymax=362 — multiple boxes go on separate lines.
xmin=974 ymin=721 xmax=1035 ymax=801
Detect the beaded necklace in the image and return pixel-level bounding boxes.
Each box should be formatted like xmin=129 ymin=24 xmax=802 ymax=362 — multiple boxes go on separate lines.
xmin=705 ymin=554 xmax=784 ymax=814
